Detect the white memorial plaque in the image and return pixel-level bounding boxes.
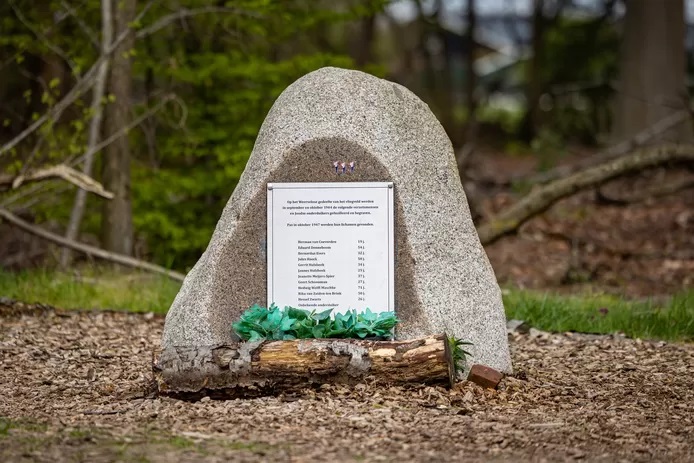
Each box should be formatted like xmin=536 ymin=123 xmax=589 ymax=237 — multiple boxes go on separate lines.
xmin=267 ymin=182 xmax=394 ymax=314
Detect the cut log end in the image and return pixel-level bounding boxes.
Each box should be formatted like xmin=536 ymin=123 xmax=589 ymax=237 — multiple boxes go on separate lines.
xmin=154 ymin=334 xmax=455 ymax=399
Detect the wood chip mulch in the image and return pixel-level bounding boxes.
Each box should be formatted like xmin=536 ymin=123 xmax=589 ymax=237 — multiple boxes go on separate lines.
xmin=1 ymin=301 xmax=693 ymax=462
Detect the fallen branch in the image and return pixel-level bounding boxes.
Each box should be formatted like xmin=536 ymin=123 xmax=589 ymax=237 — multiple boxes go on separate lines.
xmin=521 ymin=110 xmax=691 ymax=185
xmin=478 ymin=144 xmax=694 ymax=245
xmin=154 ymin=335 xmax=455 ymax=399
xmin=0 ymin=207 xmax=185 ymax=282
xmin=595 ymin=176 xmax=694 ymax=205
xmin=0 ymin=164 xmax=113 ymax=199
xmin=82 ymin=409 xmax=130 ymax=415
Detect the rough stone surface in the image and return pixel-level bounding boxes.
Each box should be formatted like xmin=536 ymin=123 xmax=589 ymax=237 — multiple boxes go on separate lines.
xmin=161 ymin=66 xmax=512 ymax=373
xmin=467 ymin=364 xmax=504 ymax=389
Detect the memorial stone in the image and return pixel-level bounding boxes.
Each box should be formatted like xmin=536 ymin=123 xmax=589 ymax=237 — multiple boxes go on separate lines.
xmin=161 ymin=67 xmax=512 ymax=374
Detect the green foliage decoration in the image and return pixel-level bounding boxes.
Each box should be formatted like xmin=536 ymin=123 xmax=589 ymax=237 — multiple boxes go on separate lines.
xmin=232 ymin=304 xmax=399 ymax=342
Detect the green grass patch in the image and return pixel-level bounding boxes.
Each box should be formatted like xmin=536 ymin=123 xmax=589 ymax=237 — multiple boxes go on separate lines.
xmin=0 ymin=417 xmax=49 ymax=437
xmin=0 ymin=267 xmax=180 ymax=314
xmin=1 ymin=268 xmax=692 ymax=342
xmin=503 ymin=288 xmax=694 ymax=342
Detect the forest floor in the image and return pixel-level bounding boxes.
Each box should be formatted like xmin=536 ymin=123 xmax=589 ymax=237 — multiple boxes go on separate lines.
xmin=1 ymin=301 xmax=693 ymax=462
xmin=472 ymin=150 xmax=693 ymax=298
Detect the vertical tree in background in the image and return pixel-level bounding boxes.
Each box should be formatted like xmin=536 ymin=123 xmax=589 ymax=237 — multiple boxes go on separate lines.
xmin=352 ymin=11 xmax=376 ymax=67
xmin=613 ymin=0 xmax=692 ymax=142
xmin=464 ymin=0 xmax=477 ymax=128
xmin=101 ymin=0 xmax=135 ymax=255
xmin=523 ymin=0 xmax=546 ymax=141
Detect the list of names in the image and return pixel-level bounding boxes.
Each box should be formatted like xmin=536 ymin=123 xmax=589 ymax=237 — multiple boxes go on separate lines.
xmin=267 ymin=183 xmax=394 ymax=314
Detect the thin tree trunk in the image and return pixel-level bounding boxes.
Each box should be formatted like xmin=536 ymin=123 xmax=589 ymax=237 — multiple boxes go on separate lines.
xmin=457 ymin=0 xmax=478 ymax=178
xmin=353 ymin=13 xmax=375 ymax=67
xmin=61 ymin=0 xmax=113 ymax=267
xmin=101 ymin=0 xmax=135 ymax=255
xmin=613 ymin=0 xmax=691 ymax=142
xmin=465 ymin=0 xmax=477 ymax=124
xmin=522 ymin=0 xmax=545 ymax=141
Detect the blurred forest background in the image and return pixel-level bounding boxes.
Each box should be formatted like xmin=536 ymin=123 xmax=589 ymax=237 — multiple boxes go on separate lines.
xmin=1 ymin=0 xmax=692 ymax=296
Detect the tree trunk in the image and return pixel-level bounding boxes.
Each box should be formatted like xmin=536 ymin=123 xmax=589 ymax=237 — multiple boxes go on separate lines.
xmin=613 ymin=0 xmax=691 ymax=142
xmin=352 ymin=13 xmax=375 ymax=67
xmin=62 ymin=0 xmax=113 ymax=267
xmin=101 ymin=0 xmax=135 ymax=255
xmin=465 ymin=0 xmax=477 ymax=124
xmin=521 ymin=0 xmax=545 ymax=141
xmin=154 ymin=335 xmax=455 ymax=399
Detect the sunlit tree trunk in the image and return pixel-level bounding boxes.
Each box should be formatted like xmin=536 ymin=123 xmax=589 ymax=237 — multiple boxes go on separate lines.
xmin=613 ymin=0 xmax=691 ymax=142
xmin=101 ymin=0 xmax=135 ymax=255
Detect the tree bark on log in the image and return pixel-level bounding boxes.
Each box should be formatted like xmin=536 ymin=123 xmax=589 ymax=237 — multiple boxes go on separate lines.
xmin=478 ymin=143 xmax=694 ymax=245
xmin=154 ymin=335 xmax=455 ymax=399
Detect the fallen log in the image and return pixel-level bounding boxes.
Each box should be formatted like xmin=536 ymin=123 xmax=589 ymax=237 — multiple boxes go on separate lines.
xmin=478 ymin=143 xmax=694 ymax=245
xmin=154 ymin=334 xmax=455 ymax=399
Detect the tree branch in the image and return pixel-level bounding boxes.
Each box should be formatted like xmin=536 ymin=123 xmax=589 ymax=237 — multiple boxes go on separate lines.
xmin=0 ymin=207 xmax=185 ymax=282
xmin=478 ymin=144 xmax=694 ymax=245
xmin=0 ymin=1 xmax=155 ymax=157
xmin=60 ymin=0 xmax=100 ymax=49
xmin=9 ymin=0 xmax=79 ymax=73
xmin=595 ymin=176 xmax=694 ymax=205
xmin=67 ymin=93 xmax=179 ymax=166
xmin=520 ymin=110 xmax=691 ymax=185
xmin=134 ymin=6 xmax=258 ymax=39
xmin=0 ymin=164 xmax=113 ymax=199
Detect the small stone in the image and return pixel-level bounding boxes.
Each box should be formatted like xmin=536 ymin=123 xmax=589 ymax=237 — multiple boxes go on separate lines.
xmin=467 ymin=364 xmax=504 ymax=389
xmin=506 ymin=319 xmax=530 ymax=334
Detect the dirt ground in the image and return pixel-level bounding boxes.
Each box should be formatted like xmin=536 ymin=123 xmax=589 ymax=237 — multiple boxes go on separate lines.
xmin=1 ymin=302 xmax=693 ymax=462
xmin=471 ymin=154 xmax=694 ymax=298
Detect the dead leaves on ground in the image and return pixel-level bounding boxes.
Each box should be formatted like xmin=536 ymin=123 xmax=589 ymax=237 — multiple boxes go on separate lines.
xmin=1 ymin=307 xmax=693 ymax=461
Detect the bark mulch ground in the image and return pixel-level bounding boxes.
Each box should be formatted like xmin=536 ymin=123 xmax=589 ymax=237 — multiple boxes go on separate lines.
xmin=1 ymin=302 xmax=693 ymax=462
